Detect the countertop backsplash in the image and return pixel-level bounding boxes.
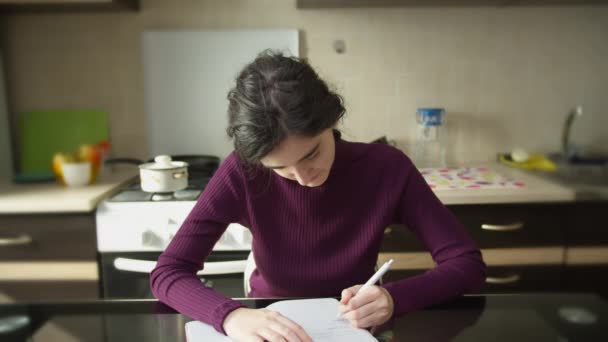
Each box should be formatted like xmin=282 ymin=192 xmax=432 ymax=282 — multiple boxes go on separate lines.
xmin=1 ymin=1 xmax=607 ymax=163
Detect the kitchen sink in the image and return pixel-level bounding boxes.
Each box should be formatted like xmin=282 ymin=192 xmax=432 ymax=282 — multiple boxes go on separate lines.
xmin=544 ymin=154 xmax=608 ymax=186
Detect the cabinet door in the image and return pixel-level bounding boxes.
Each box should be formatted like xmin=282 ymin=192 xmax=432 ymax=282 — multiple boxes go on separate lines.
xmin=0 ymin=214 xmax=99 ymax=302
xmin=483 ymin=265 xmax=562 ymax=293
xmin=563 ymin=202 xmax=608 ymax=299
xmin=296 ymin=0 xmax=608 ymax=8
xmin=564 ymin=202 xmax=608 ymax=247
xmin=448 ymin=204 xmax=566 ymax=248
xmin=381 ymin=204 xmax=566 ymax=252
xmin=381 ymin=224 xmax=425 ymax=252
xmin=0 ymin=0 xmax=139 ymax=13
xmin=0 ymin=281 xmax=98 ymax=303
xmin=383 ymin=265 xmax=563 ymax=294
xmin=381 ymin=203 xmax=566 ymax=270
xmin=563 ymin=266 xmax=608 ymax=299
xmin=0 ymin=214 xmax=96 ymax=260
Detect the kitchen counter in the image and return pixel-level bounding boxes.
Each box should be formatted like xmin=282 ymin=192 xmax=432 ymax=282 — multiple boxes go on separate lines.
xmin=563 ymin=183 xmax=608 ymax=201
xmin=0 ymin=293 xmax=606 ymax=341
xmin=0 ymin=169 xmax=137 ymax=214
xmin=432 ymin=163 xmax=576 ymax=205
xmin=0 ymin=161 xmax=602 ymax=214
xmin=524 ymin=169 xmax=608 ymax=201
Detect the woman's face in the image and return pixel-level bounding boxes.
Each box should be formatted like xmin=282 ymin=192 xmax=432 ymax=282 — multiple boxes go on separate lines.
xmin=260 ymin=128 xmax=336 ymax=187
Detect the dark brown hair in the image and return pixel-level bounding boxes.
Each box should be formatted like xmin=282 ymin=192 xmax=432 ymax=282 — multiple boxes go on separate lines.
xmin=226 ymin=50 xmax=345 ymax=164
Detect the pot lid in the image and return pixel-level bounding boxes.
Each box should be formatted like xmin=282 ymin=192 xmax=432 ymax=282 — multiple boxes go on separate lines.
xmin=139 ymin=155 xmax=188 ymax=170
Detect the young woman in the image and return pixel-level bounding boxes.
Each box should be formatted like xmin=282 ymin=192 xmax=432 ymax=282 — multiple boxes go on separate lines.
xmin=151 ymin=50 xmax=486 ymax=342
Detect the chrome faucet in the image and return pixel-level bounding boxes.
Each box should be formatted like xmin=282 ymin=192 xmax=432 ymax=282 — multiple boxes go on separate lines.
xmin=562 ymin=106 xmax=583 ymax=160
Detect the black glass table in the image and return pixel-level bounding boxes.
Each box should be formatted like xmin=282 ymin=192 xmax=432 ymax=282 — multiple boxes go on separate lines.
xmin=0 ymin=293 xmax=606 ymax=341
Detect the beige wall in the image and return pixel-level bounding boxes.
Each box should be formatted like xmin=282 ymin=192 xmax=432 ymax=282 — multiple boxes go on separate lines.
xmin=1 ymin=0 xmax=607 ymax=163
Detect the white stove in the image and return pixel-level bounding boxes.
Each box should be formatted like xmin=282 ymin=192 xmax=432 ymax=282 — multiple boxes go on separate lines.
xmin=96 ymin=199 xmax=252 ymax=253
xmin=95 ymin=175 xmax=252 ymax=299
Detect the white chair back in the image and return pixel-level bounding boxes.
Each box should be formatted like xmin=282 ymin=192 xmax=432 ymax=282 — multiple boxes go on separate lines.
xmin=243 ymin=251 xmax=256 ymax=296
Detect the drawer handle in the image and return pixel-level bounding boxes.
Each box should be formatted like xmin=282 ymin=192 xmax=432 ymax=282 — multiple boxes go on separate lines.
xmin=486 ymin=274 xmax=521 ymax=284
xmin=0 ymin=234 xmax=33 ymax=247
xmin=481 ymin=222 xmax=524 ymax=232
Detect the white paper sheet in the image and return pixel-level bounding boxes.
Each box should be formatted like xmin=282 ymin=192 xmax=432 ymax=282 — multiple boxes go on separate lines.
xmin=185 ymin=298 xmax=377 ymax=341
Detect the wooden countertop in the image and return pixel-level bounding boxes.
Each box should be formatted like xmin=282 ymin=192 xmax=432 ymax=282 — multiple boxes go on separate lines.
xmin=430 ymin=163 xmax=577 ymax=205
xmin=0 ymin=161 xmax=600 ymax=214
xmin=0 ymin=169 xmax=137 ymax=214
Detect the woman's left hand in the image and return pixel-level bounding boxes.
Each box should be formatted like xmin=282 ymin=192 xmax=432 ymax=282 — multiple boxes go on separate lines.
xmin=338 ymin=285 xmax=394 ymax=328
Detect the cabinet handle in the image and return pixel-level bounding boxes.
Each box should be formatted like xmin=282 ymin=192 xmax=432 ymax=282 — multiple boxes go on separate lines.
xmin=486 ymin=274 xmax=521 ymax=284
xmin=481 ymin=222 xmax=524 ymax=232
xmin=0 ymin=234 xmax=33 ymax=247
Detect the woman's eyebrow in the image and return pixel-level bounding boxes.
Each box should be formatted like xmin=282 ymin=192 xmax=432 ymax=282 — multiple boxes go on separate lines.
xmin=267 ymin=143 xmax=320 ymax=170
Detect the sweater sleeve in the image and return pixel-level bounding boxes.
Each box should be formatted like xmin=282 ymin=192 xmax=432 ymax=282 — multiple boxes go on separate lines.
xmin=150 ymin=153 xmax=247 ymax=334
xmin=382 ymin=158 xmax=487 ymax=316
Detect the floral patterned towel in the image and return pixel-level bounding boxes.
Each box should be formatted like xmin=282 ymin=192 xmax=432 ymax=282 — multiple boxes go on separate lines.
xmin=420 ymin=167 xmax=526 ymax=190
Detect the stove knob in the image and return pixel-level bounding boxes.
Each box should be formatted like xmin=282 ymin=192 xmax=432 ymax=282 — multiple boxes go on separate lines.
xmin=166 ymin=218 xmax=181 ymax=238
xmin=142 ymin=230 xmax=163 ymax=247
xmin=200 ymin=278 xmax=214 ymax=288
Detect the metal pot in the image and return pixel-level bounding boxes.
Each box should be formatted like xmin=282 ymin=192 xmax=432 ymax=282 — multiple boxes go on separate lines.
xmin=138 ymin=155 xmax=188 ymax=193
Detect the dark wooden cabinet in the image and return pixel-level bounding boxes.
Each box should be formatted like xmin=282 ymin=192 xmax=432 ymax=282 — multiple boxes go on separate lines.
xmin=0 ymin=0 xmax=139 ymax=13
xmin=297 ymin=0 xmax=608 ymax=8
xmin=563 ymin=202 xmax=608 ymax=246
xmin=483 ymin=265 xmax=563 ymax=293
xmin=381 ymin=224 xmax=425 ymax=252
xmin=382 ymin=203 xmax=567 ymax=251
xmin=449 ymin=204 xmax=566 ymax=248
xmin=0 ymin=213 xmax=99 ymax=303
xmin=380 ymin=201 xmax=608 ymax=295
xmin=384 ymin=265 xmax=563 ymax=293
xmin=0 ymin=281 xmax=98 ymax=301
xmin=0 ymin=214 xmax=96 ymax=261
xmin=563 ymin=266 xmax=608 ymax=299
xmin=563 ymin=201 xmax=608 ymax=299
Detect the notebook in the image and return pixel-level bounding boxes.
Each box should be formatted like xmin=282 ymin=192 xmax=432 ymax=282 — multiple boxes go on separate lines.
xmin=185 ymin=298 xmax=377 ymax=341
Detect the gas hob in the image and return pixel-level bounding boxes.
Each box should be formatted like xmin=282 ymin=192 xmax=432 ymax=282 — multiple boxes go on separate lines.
xmin=107 ymin=176 xmax=211 ymax=202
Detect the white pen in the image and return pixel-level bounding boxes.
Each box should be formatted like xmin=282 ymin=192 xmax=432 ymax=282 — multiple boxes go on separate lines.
xmin=337 ymin=259 xmax=394 ymax=318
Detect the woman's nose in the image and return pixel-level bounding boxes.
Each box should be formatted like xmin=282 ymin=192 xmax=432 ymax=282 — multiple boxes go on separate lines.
xmin=292 ymin=167 xmax=312 ymax=185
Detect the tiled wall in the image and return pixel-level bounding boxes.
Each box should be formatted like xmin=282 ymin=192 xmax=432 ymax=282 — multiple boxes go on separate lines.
xmin=2 ymin=0 xmax=607 ymax=163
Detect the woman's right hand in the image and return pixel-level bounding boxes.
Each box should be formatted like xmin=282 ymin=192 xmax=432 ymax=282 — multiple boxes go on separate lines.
xmin=223 ymin=307 xmax=313 ymax=342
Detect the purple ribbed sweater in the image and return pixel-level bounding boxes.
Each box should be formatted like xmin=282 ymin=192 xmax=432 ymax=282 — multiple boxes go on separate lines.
xmin=150 ymin=137 xmax=486 ymax=334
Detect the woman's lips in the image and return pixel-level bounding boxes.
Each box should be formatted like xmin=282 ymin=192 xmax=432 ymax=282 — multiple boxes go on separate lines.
xmin=307 ymin=172 xmax=322 ymax=185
